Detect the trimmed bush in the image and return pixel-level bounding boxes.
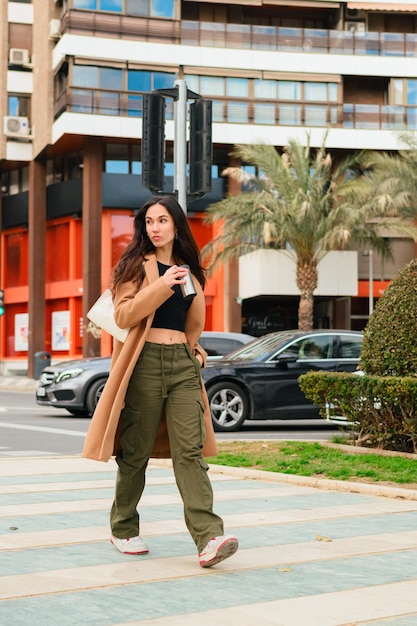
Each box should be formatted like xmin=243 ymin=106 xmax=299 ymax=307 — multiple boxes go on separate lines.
xmin=360 ymin=258 xmax=417 ymax=376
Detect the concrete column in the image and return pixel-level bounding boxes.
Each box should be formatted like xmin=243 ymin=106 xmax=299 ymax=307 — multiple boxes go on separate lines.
xmin=82 ymin=137 xmax=103 ymax=357
xmin=28 ymin=159 xmax=46 ymax=378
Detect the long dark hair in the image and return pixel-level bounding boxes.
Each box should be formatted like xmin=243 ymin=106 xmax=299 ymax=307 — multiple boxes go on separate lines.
xmin=112 ymin=195 xmax=206 ymax=291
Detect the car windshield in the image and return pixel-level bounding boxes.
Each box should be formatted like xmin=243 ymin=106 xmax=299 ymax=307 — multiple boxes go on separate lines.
xmin=224 ymin=332 xmax=295 ymax=362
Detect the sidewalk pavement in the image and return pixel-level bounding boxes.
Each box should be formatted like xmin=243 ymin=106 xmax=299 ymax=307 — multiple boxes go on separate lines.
xmin=2 ymin=454 xmax=417 ymax=626
xmin=0 ymin=374 xmax=39 ymax=391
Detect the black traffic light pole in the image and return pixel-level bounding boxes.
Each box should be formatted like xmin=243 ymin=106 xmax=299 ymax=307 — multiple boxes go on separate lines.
xmin=141 ymin=77 xmax=212 ymax=213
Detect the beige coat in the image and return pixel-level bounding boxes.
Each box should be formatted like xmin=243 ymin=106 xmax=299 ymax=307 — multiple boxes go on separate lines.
xmin=82 ymin=253 xmax=218 ymax=462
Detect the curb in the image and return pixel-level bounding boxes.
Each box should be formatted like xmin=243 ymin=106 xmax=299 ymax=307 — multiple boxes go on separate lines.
xmin=152 ymin=458 xmax=417 ymax=502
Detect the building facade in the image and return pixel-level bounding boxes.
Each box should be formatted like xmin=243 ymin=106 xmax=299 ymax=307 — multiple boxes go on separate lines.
xmin=1 ymin=0 xmax=416 ymax=373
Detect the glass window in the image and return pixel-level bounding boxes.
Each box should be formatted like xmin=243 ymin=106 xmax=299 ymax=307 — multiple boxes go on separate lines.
xmin=106 ymin=159 xmax=129 ymax=174
xmin=393 ymin=79 xmax=403 ymax=105
xmin=305 ymin=82 xmax=327 ymax=101
xmin=8 ymin=95 xmax=30 ymax=117
xmin=46 ymin=223 xmax=71 ymax=283
xmin=254 ymin=103 xmax=276 ymax=125
xmin=132 ymin=144 xmax=141 ymax=174
xmin=212 ymin=100 xmax=224 ymax=122
xmin=98 ymin=91 xmax=119 ymax=115
xmin=127 ymin=95 xmax=143 ymax=117
xmin=151 ymin=0 xmax=174 ymax=18
xmin=254 ymin=80 xmax=276 ymax=99
xmin=226 ymin=78 xmax=248 ymax=98
xmin=338 ymin=335 xmax=362 ymax=359
xmin=105 ymin=144 xmax=129 ymax=174
xmin=9 ymin=170 xmax=19 ymax=195
xmin=185 ymin=75 xmax=199 ymax=93
xmin=200 ymin=76 xmax=224 ymax=97
xmin=407 ymin=80 xmax=417 ymax=105
xmin=111 ymin=214 xmax=134 ymax=268
xmin=355 ymin=104 xmax=379 ymax=129
xmin=5 ymin=232 xmax=28 ymax=288
xmin=128 ymin=70 xmax=151 ymax=92
xmin=100 ymin=67 xmax=123 ymax=91
xmin=153 ymin=72 xmax=175 ymax=90
xmin=67 ymin=153 xmax=82 ymax=179
xmin=343 ymin=103 xmax=354 ymax=128
xmin=279 ymin=104 xmax=301 ymax=125
xmin=330 ymin=106 xmax=338 ymax=125
xmin=227 ymin=102 xmax=248 ymax=123
xmin=278 ymin=81 xmax=301 ymax=100
xmin=305 ymin=105 xmax=327 ymax=126
xmin=8 ymin=96 xmax=19 ymax=116
xmin=72 ymin=89 xmax=93 ymax=114
xmin=100 ymin=0 xmax=122 ymax=10
xmin=407 ymin=108 xmax=417 ymax=129
xmin=297 ymin=336 xmax=332 ymax=360
xmin=382 ymin=105 xmax=405 ymax=129
xmin=127 ymin=0 xmax=147 ymax=14
xmin=74 ymin=0 xmax=97 ymax=8
xmin=73 ymin=65 xmax=98 ymax=88
xmin=21 ymin=167 xmax=29 ymax=192
xmin=328 ymin=83 xmax=338 ymax=102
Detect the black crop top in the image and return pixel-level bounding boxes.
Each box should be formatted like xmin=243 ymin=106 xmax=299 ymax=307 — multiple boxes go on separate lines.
xmin=151 ymin=262 xmax=195 ymax=332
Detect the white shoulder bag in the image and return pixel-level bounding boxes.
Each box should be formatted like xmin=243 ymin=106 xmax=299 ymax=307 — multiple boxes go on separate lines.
xmin=87 ymin=288 xmax=129 ymax=343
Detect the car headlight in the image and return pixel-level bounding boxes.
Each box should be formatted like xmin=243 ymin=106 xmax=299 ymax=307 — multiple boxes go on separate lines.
xmin=55 ymin=368 xmax=84 ymax=383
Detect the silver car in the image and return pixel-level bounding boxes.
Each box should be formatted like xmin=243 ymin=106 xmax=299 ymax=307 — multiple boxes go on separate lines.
xmin=35 ymin=330 xmax=254 ymax=416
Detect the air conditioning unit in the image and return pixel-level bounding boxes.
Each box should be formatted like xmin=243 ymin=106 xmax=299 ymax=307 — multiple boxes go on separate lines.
xmin=9 ymin=48 xmax=30 ymax=65
xmin=345 ymin=21 xmax=366 ymax=33
xmin=49 ymin=19 xmax=61 ymax=39
xmin=3 ymin=116 xmax=30 ymax=137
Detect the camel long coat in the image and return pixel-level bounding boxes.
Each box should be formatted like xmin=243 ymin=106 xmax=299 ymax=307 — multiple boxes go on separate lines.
xmin=82 ymin=254 xmax=218 ymax=462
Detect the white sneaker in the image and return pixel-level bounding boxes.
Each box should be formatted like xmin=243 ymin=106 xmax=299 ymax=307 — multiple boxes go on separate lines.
xmin=111 ymin=535 xmax=149 ymax=555
xmin=199 ymin=535 xmax=238 ymax=568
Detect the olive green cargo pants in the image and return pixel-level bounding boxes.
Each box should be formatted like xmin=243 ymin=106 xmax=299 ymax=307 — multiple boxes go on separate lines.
xmin=110 ymin=342 xmax=224 ymax=553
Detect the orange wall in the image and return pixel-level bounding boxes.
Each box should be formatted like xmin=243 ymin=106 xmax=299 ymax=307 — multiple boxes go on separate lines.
xmin=1 ymin=210 xmax=224 ymax=359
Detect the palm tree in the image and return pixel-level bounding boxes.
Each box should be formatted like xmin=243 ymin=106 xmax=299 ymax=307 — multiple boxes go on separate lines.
xmin=203 ymin=136 xmax=417 ymax=331
xmin=359 ymin=132 xmax=417 ymax=219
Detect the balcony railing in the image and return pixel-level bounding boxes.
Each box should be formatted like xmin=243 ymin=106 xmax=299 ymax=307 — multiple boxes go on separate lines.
xmin=60 ymin=9 xmax=417 ymax=58
xmin=54 ymin=86 xmax=417 ymax=131
xmin=181 ymin=22 xmax=417 ymax=57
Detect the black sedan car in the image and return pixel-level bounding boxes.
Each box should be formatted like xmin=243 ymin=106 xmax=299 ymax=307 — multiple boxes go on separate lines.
xmin=201 ymin=330 xmax=363 ymax=431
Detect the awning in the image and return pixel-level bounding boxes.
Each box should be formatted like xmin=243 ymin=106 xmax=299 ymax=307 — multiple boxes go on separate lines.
xmin=347 ymin=2 xmax=417 ymax=11
xmin=187 ymin=0 xmax=340 ymax=6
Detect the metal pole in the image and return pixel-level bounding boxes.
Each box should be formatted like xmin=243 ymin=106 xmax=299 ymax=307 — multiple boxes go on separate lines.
xmin=369 ymin=249 xmax=374 ymax=315
xmin=174 ymin=77 xmax=188 ymax=213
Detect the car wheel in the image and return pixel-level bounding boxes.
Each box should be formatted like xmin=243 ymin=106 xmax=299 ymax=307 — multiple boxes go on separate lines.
xmin=85 ymin=378 xmax=107 ymax=415
xmin=207 ymin=381 xmax=249 ymax=432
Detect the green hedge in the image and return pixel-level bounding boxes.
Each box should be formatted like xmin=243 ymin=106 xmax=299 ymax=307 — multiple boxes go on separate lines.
xmin=360 ymin=260 xmax=417 ymax=377
xmin=299 ymin=371 xmax=417 ymax=452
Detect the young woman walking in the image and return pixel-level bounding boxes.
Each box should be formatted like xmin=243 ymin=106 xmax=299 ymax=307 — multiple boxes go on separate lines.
xmin=83 ymin=195 xmax=238 ymax=568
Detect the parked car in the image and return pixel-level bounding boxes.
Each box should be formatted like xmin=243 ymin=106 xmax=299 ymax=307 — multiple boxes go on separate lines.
xmin=35 ymin=330 xmax=254 ymax=416
xmin=201 ymin=330 xmax=363 ymax=431
xmin=197 ymin=331 xmax=253 ymax=360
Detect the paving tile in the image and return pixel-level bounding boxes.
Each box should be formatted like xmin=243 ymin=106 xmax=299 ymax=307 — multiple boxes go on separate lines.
xmin=1 ymin=456 xmax=417 ymax=626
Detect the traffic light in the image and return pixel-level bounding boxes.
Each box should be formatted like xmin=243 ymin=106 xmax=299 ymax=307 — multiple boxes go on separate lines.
xmin=189 ymin=99 xmax=212 ymax=195
xmin=141 ymin=93 xmax=165 ymax=193
xmin=0 ymin=290 xmax=4 ymax=316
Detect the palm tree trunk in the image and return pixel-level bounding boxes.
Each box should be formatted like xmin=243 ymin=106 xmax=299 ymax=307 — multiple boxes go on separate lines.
xmin=296 ymin=262 xmax=318 ymax=331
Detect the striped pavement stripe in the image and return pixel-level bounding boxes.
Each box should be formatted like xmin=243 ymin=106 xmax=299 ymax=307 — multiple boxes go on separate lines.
xmin=1 ymin=456 xmax=417 ymax=626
